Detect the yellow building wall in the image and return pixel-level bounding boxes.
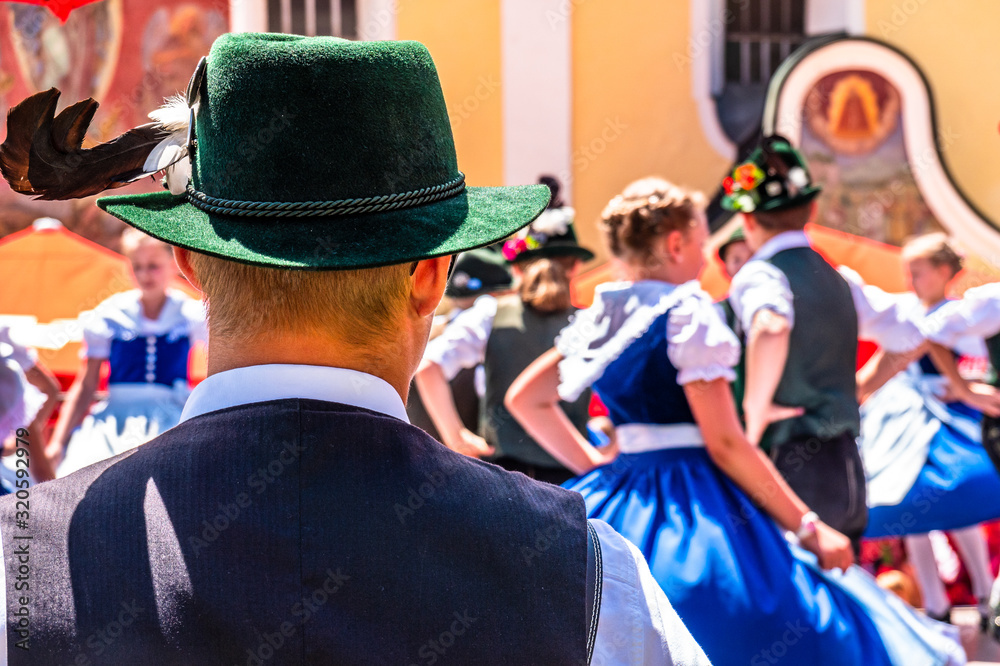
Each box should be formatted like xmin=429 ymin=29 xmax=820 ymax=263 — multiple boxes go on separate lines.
xmin=867 ymin=0 xmax=1000 ymax=226
xmin=396 ymin=0 xmax=504 ymax=188
xmin=571 ymin=0 xmax=731 ymax=263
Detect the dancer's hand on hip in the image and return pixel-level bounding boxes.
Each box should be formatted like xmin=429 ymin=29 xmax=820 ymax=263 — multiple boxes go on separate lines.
xmin=745 ymin=403 xmax=804 ymax=448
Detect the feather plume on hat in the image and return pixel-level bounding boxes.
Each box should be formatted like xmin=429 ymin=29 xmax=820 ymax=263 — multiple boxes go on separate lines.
xmin=0 ymin=85 xmax=196 ymax=200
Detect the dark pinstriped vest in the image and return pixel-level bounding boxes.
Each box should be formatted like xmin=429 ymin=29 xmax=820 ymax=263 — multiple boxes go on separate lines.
xmin=0 ymin=400 xmax=589 ymax=665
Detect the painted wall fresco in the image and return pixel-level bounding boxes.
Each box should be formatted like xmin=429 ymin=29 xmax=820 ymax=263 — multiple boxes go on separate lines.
xmin=800 ymin=69 xmax=945 ymax=246
xmin=0 ymin=0 xmax=227 ymax=248
xmin=799 ymin=68 xmax=998 ymax=288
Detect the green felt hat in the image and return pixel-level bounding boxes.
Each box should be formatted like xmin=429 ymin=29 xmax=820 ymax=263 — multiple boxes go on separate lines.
xmin=720 ymin=135 xmax=821 ymax=214
xmin=446 ymin=246 xmax=512 ymax=298
xmin=96 ymin=33 xmax=550 ymax=270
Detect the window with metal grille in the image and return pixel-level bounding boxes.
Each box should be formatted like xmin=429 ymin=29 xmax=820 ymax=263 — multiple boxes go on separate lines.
xmin=724 ymin=0 xmax=805 ymax=86
xmin=267 ymin=0 xmax=357 ymax=39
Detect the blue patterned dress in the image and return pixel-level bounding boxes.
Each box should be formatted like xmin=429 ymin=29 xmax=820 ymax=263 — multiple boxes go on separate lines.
xmin=58 ymin=289 xmax=205 ymax=477
xmin=555 ymin=280 xmax=964 ymax=666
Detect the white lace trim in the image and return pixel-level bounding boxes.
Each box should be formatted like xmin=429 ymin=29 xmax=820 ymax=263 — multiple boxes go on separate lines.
xmin=556 ymin=281 xmax=701 ymax=401
xmin=676 ymin=365 xmax=736 ymax=386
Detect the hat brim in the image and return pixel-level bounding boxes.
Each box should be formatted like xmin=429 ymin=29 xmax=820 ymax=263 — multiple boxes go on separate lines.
xmin=758 ymin=185 xmax=822 ymax=212
xmin=510 ymin=245 xmax=595 ymax=263
xmin=97 ymin=185 xmax=551 ymax=270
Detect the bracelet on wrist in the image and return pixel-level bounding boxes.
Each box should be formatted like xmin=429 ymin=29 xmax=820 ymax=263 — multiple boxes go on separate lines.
xmin=795 ymin=511 xmax=819 ymax=541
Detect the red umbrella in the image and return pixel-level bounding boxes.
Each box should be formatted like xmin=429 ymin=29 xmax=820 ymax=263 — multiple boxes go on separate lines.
xmin=2 ymin=0 xmax=101 ymax=22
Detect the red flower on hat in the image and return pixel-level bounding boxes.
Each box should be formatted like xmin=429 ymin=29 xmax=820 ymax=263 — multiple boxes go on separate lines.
xmin=722 ymin=176 xmax=735 ymax=195
xmin=502 ymin=237 xmax=530 ymax=261
xmin=734 ymin=163 xmax=764 ymax=191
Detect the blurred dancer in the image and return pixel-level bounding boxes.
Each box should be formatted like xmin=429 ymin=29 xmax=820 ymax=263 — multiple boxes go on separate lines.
xmin=724 ymin=136 xmax=922 ymax=550
xmin=921 ymin=278 xmax=1000 ymax=638
xmin=416 ymin=207 xmax=594 ymax=484
xmin=858 ymin=234 xmax=999 ymax=627
xmin=0 ymin=326 xmax=59 ymax=485
xmin=49 ymin=229 xmax=205 ymax=476
xmin=406 ymin=246 xmax=512 ymax=441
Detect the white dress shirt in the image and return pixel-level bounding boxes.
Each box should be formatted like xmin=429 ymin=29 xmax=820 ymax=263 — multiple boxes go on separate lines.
xmin=922 ymin=281 xmax=1000 ymax=346
xmin=730 ymin=231 xmax=924 ymax=353
xmin=0 ymin=364 xmax=710 ymax=666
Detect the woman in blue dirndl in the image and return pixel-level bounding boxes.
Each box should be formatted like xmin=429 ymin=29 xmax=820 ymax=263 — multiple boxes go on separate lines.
xmin=49 ymin=229 xmax=205 ymax=477
xmin=857 ymin=234 xmax=1000 ymax=626
xmin=507 ymin=178 xmax=964 ymax=665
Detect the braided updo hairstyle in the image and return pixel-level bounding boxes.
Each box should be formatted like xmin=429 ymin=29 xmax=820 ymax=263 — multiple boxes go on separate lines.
xmin=599 ymin=177 xmax=705 ymax=264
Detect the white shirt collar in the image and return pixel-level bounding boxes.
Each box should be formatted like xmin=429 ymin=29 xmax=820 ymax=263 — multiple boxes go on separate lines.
xmin=751 ymin=230 xmax=810 ymax=262
xmin=179 ymin=364 xmax=410 ymax=423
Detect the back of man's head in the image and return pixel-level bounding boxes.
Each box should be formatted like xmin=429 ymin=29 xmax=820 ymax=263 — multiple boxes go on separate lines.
xmin=748 ymin=201 xmax=813 ymax=233
xmin=188 ymin=252 xmax=411 ymax=346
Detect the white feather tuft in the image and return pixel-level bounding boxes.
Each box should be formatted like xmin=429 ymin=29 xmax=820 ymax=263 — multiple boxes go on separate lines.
xmin=163 ymin=156 xmax=191 ymax=196
xmin=141 ymin=94 xmax=193 ymax=185
xmin=148 ymin=94 xmax=191 ymax=133
xmin=530 ymin=207 xmax=574 ymax=237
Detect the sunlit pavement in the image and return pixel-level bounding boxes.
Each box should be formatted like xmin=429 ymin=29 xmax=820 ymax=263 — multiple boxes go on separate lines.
xmin=954 ymin=607 xmax=1000 ymax=664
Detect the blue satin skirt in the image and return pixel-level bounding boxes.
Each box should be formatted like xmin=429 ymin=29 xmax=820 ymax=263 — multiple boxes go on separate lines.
xmin=565 ymin=448 xmax=962 ymax=666
xmin=866 ymin=401 xmax=1000 ymax=538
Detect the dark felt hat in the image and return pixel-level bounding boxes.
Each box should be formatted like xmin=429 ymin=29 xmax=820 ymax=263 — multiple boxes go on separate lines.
xmin=721 ymin=135 xmax=821 ymax=214
xmin=500 ymin=207 xmax=594 ymax=263
xmin=96 ymin=33 xmax=550 ymax=270
xmin=446 ymin=246 xmax=512 ymax=298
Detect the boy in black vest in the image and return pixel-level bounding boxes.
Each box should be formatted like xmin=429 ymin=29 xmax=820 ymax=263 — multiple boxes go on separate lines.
xmin=0 ymin=34 xmax=708 ymax=664
xmin=723 ymin=136 xmax=868 ymax=549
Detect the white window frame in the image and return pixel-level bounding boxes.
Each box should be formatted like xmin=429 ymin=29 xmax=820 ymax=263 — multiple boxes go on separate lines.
xmin=689 ymin=0 xmax=866 ymax=160
xmin=230 ymin=0 xmax=395 ymax=39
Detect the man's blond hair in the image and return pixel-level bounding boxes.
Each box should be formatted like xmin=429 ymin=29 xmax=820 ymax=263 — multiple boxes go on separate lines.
xmin=188 ymin=252 xmax=412 ymax=345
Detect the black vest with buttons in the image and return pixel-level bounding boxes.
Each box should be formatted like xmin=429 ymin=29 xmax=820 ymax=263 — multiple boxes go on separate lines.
xmin=0 ymin=399 xmax=590 ymax=665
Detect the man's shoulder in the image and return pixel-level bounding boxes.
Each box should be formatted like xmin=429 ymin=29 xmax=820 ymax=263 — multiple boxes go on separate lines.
xmin=730 ymin=257 xmax=788 ymax=295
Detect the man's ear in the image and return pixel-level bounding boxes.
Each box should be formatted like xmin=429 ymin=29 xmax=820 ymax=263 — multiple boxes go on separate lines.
xmin=410 ymin=255 xmax=452 ymax=317
xmin=173 ymin=247 xmax=203 ymax=293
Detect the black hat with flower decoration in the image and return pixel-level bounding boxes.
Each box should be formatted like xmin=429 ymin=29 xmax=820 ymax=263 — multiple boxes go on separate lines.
xmin=720 ymin=135 xmax=822 ymax=214
xmin=446 ymin=246 xmax=512 ymax=298
xmin=501 ymin=206 xmax=594 ymax=263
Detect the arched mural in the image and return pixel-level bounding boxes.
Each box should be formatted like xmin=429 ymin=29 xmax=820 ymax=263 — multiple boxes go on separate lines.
xmin=763 ymin=36 xmax=1000 ymax=288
